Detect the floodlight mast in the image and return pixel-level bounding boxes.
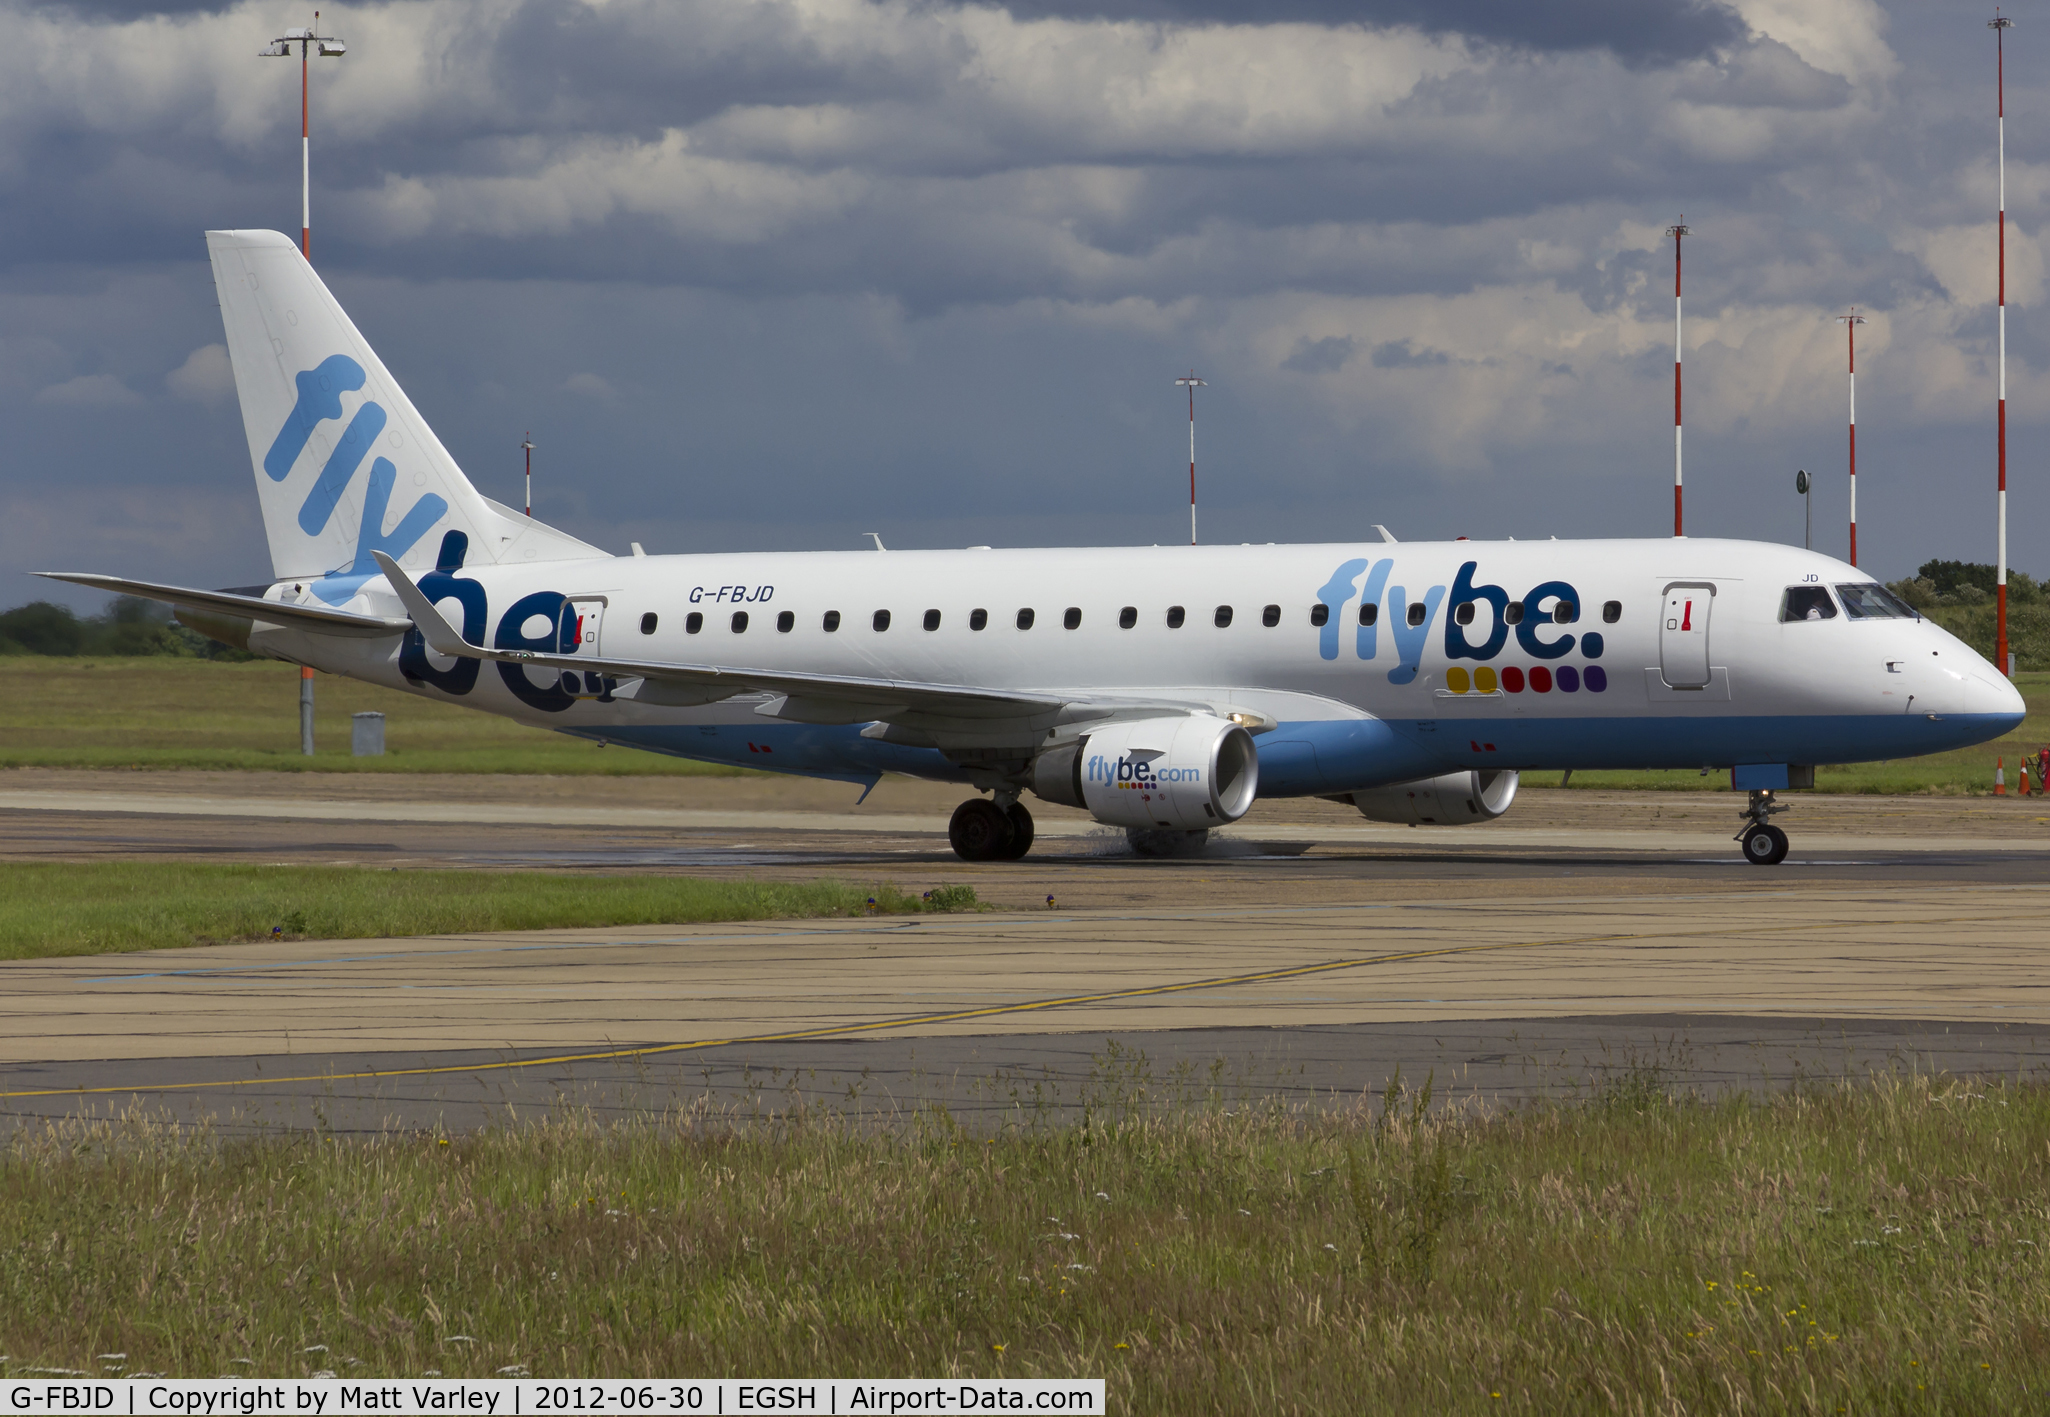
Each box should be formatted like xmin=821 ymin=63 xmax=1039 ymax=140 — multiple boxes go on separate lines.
xmin=521 ymin=434 xmax=535 ymax=517
xmin=1992 ymin=12 xmax=2015 ymax=677
xmin=1175 ymin=373 xmax=1206 ymax=545
xmin=1838 ymin=309 xmax=1867 ymax=566
xmin=262 ymin=11 xmax=346 ymax=261
xmin=1667 ymin=220 xmax=1688 ymax=537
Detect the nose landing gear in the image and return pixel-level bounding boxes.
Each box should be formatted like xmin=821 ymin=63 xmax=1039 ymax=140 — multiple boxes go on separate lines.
xmin=948 ymin=797 xmax=1035 ymax=861
xmin=1736 ymin=789 xmax=1789 ymax=865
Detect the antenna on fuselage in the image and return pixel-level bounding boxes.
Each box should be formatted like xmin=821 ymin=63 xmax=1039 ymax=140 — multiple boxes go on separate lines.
xmin=863 ymin=532 xmax=887 ymax=551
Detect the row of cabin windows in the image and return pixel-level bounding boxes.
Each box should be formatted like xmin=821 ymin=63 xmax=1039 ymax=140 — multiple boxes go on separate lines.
xmin=641 ymin=599 xmax=1629 ymax=636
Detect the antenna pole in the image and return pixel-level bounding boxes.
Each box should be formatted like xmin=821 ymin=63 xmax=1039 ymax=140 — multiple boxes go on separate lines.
xmin=301 ymin=16 xmax=310 ymax=258
xmin=1175 ymin=373 xmax=1206 ymax=545
xmin=1839 ymin=309 xmax=1866 ymax=566
xmin=1994 ymin=14 xmax=2015 ymax=676
xmin=1668 ymin=220 xmax=1689 ymax=536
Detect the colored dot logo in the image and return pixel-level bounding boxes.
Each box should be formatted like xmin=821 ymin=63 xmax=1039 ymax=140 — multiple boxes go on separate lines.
xmin=1444 ymin=663 xmax=1606 ymax=694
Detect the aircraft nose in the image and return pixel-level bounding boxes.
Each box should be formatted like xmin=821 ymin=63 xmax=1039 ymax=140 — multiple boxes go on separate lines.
xmin=1968 ymin=668 xmax=2028 ymax=728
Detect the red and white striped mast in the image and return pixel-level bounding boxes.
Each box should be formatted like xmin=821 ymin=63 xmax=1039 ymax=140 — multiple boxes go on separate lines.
xmin=1175 ymin=372 xmax=1206 ymax=545
xmin=1838 ymin=308 xmax=1866 ymax=565
xmin=262 ymin=12 xmax=346 ymax=262
xmin=1668 ymin=219 xmax=1689 ymax=536
xmin=1993 ymin=12 xmax=2014 ymax=676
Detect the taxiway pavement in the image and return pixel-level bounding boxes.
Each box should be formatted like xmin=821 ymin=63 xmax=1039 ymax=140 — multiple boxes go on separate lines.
xmin=5 ymin=771 xmax=2048 ymax=1132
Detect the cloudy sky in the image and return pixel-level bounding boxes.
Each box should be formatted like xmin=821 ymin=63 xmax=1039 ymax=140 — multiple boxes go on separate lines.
xmin=1 ymin=0 xmax=2041 ymax=604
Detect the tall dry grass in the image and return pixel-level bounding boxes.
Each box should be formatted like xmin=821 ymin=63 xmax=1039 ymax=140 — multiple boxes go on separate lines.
xmin=3 ymin=1062 xmax=2046 ymax=1412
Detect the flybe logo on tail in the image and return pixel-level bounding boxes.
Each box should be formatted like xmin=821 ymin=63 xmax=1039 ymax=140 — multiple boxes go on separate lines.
xmin=264 ymin=355 xmax=448 ymax=602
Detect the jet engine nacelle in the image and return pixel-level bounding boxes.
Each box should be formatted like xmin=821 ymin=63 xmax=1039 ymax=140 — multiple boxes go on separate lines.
xmin=1345 ymin=769 xmax=1519 ymax=826
xmin=1032 ymin=714 xmax=1259 ymax=831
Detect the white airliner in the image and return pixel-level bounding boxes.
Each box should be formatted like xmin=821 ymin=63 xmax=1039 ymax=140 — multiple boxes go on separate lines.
xmin=44 ymin=231 xmax=2026 ymax=865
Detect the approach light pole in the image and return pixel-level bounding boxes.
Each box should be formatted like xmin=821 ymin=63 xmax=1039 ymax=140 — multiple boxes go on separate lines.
xmin=1838 ymin=309 xmax=1867 ymax=566
xmin=1668 ymin=220 xmax=1689 ymax=537
xmin=521 ymin=433 xmax=535 ymax=517
xmin=1175 ymin=373 xmax=1206 ymax=545
xmin=262 ymin=12 xmax=346 ymax=260
xmin=1993 ymin=13 xmax=2015 ymax=677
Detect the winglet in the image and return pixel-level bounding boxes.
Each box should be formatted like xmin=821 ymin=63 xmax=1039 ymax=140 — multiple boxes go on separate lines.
xmin=372 ymin=550 xmax=474 ymax=656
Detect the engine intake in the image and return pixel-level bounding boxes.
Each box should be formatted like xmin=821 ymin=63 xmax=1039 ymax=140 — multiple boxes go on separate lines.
xmin=1345 ymin=769 xmax=1518 ymax=825
xmin=1032 ymin=714 xmax=1258 ymax=831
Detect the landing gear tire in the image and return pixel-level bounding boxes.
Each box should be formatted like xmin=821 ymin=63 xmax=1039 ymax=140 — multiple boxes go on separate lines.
xmin=999 ymin=802 xmax=1035 ymax=860
xmin=949 ymin=799 xmax=1015 ymax=862
xmin=1127 ymin=827 xmax=1209 ymax=858
xmin=1741 ymin=823 xmax=1789 ymax=866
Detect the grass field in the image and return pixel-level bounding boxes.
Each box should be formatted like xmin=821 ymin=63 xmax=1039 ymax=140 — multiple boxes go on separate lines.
xmin=2 ymin=657 xmax=2045 ymax=794
xmin=1 ymin=1068 xmax=2044 ymax=1412
xmin=0 ymin=656 xmax=758 ymax=775
xmin=0 ymin=863 xmax=982 ymax=961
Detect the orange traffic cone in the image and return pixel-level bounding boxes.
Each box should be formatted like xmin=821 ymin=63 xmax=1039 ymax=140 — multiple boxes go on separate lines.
xmin=2025 ymin=760 xmax=2034 ymax=796
xmin=1996 ymin=757 xmax=2007 ymax=796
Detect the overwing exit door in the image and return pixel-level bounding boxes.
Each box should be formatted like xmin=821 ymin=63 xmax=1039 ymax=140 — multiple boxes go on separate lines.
xmin=560 ymin=598 xmax=606 ymax=655
xmin=1659 ymin=584 xmax=1713 ymax=688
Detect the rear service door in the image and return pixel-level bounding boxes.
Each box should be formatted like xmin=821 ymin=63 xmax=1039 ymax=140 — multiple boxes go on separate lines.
xmin=560 ymin=598 xmax=606 ymax=656
xmin=1659 ymin=584 xmax=1713 ymax=688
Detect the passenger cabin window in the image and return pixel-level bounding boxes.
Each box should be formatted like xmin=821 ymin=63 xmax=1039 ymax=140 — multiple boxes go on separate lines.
xmin=640 ymin=612 xmax=658 ymax=634
xmin=1064 ymin=607 xmax=1082 ymax=630
xmin=1358 ymin=603 xmax=1377 ymax=626
xmin=1309 ymin=604 xmax=1329 ymax=627
xmin=969 ymin=608 xmax=988 ymax=631
xmin=1214 ymin=605 xmax=1233 ymax=628
xmin=777 ymin=611 xmax=794 ymax=633
xmin=1553 ymin=601 xmax=1576 ymax=624
xmin=1167 ymin=606 xmax=1186 ymax=628
xmin=1118 ymin=606 xmax=1137 ymax=629
xmin=1406 ymin=602 xmax=1427 ymax=627
xmin=1781 ymin=586 xmax=1838 ymax=622
xmin=731 ymin=611 xmax=749 ymax=633
xmin=873 ymin=609 xmax=891 ymax=632
xmin=1504 ymin=601 xmax=1524 ymax=625
xmin=1836 ymin=583 xmax=1918 ymax=620
xmin=1262 ymin=604 xmax=1281 ymax=627
xmin=823 ymin=610 xmax=841 ymax=632
xmin=1453 ymin=603 xmax=1475 ymax=625
xmin=924 ymin=609 xmax=941 ymax=631
xmin=686 ymin=612 xmax=703 ymax=634
xmin=1602 ymin=600 xmax=1622 ymax=624
xmin=1016 ymin=608 xmax=1035 ymax=630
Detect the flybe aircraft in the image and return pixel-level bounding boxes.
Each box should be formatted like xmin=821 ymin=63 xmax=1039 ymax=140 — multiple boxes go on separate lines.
xmin=45 ymin=231 xmax=2026 ymax=865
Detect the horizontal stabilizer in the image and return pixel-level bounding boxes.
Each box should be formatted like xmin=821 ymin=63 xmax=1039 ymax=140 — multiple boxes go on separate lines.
xmin=36 ymin=571 xmax=409 ymax=640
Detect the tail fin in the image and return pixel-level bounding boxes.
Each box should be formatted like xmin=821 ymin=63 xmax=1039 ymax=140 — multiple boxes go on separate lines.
xmin=206 ymin=230 xmax=603 ymax=597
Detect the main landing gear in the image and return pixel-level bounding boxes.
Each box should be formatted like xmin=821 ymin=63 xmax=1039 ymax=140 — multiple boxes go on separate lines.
xmin=949 ymin=797 xmax=1034 ymax=862
xmin=1736 ymin=789 xmax=1789 ymax=866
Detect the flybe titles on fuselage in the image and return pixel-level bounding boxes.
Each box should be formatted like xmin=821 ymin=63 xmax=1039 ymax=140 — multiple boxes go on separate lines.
xmin=1315 ymin=557 xmax=1609 ymax=693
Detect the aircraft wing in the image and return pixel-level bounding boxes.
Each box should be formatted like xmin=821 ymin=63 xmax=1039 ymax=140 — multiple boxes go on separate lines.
xmin=35 ymin=571 xmax=411 ymax=640
xmin=374 ymin=551 xmax=1080 ymax=723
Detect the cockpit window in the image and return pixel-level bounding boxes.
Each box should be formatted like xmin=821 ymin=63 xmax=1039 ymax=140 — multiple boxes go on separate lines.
xmin=1835 ymin=583 xmax=1918 ymax=620
xmin=1781 ymin=586 xmax=1838 ymax=622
